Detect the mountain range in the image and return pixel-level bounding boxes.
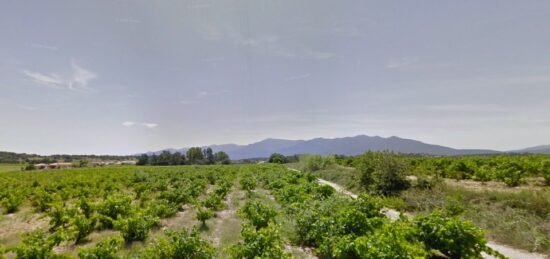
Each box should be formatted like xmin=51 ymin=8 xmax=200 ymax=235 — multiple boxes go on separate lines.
xmin=146 ymin=135 xmax=550 ymax=160
xmin=511 ymin=145 xmax=550 ymax=155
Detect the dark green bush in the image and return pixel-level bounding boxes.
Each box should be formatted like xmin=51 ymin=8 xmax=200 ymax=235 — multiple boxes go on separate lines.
xmin=357 ymin=152 xmax=410 ymax=196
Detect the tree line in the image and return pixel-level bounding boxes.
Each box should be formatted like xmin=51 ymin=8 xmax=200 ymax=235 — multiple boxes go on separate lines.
xmin=0 ymin=151 xmax=134 ymax=164
xmin=136 ymin=147 xmax=230 ymax=166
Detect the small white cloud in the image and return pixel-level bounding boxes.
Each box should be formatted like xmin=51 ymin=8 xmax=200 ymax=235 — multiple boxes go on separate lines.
xmin=142 ymin=123 xmax=158 ymax=129
xmin=122 ymin=121 xmax=136 ymax=127
xmin=69 ymin=61 xmax=97 ymax=90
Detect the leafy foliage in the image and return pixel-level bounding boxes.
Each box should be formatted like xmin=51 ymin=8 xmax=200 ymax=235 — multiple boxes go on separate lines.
xmin=114 ymin=213 xmax=159 ymax=242
xmin=414 ymin=210 xmax=492 ymax=258
xmin=141 ymin=228 xmax=215 ymax=259
xmin=357 ymin=152 xmax=410 ymax=196
xmin=195 ymin=207 xmax=213 ymax=225
xmin=78 ymin=236 xmax=123 ymax=259
xmin=9 ymin=230 xmax=67 ymax=259
xmin=238 ymin=200 xmax=277 ymax=229
xmin=229 ymin=224 xmax=290 ymax=259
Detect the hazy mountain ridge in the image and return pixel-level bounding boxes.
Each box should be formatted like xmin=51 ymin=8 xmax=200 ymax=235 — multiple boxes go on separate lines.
xmin=148 ymin=135 xmax=509 ymax=159
xmin=511 ymin=145 xmax=550 ymax=154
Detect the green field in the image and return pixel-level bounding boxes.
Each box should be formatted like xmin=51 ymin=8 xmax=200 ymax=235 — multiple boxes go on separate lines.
xmin=0 ymin=164 xmax=506 ymax=258
xmin=0 ymin=164 xmax=21 ymax=173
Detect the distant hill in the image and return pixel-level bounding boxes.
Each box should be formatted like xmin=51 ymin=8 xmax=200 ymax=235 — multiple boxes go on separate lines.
xmin=149 ymin=135 xmax=500 ymax=160
xmin=510 ymin=145 xmax=550 ymax=154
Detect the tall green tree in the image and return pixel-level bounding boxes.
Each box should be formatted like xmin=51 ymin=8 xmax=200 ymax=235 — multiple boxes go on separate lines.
xmin=268 ymin=153 xmax=287 ymax=164
xmin=204 ymin=147 xmax=214 ymax=164
xmin=214 ymin=151 xmax=230 ymax=164
xmin=136 ymin=154 xmax=149 ymax=165
xmin=186 ymin=147 xmax=204 ymax=164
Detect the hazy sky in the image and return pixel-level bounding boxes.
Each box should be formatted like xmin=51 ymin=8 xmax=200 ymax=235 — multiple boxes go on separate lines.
xmin=1 ymin=1 xmax=550 ymax=155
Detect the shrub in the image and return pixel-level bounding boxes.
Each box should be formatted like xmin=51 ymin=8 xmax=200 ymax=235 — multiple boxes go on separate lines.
xmin=71 ymin=214 xmax=97 ymax=243
xmin=48 ymin=204 xmax=74 ymax=230
xmin=414 ymin=210 xmax=491 ymax=258
xmin=354 ymin=222 xmax=427 ymax=258
xmin=229 ymin=223 xmax=290 ymax=259
xmin=201 ymin=194 xmax=224 ymax=211
xmin=146 ymin=200 xmax=179 ymax=218
xmin=472 ymin=165 xmax=494 ymax=183
xmin=96 ymin=195 xmax=133 ymax=229
xmin=268 ymin=153 xmax=288 ymax=164
xmin=9 ymin=230 xmax=66 ymax=259
xmin=1 ymin=192 xmax=23 ymax=214
xmin=31 ymin=189 xmax=54 ymax=212
xmin=240 ymin=175 xmax=257 ymax=195
xmin=541 ymin=160 xmax=550 ymax=186
xmin=115 ymin=213 xmax=159 ymax=242
xmin=495 ymin=162 xmax=524 ymax=187
xmin=238 ymin=201 xmax=277 ymax=229
xmin=78 ymin=236 xmax=123 ymax=259
xmin=196 ymin=207 xmax=213 ymax=226
xmin=140 ymin=228 xmax=215 ymax=258
xmin=357 ymin=152 xmax=410 ymax=196
xmin=79 ymin=197 xmax=93 ymax=218
xmin=315 ymin=185 xmax=335 ymax=199
xmin=159 ymin=188 xmax=190 ymax=205
xmin=300 ymin=154 xmax=335 ymax=172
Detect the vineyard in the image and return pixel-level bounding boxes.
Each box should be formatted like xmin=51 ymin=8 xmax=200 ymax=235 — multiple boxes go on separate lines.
xmin=0 ymin=163 xmax=509 ymax=258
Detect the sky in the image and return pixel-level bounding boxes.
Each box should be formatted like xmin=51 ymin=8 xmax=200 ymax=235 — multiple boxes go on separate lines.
xmin=1 ymin=1 xmax=550 ymax=155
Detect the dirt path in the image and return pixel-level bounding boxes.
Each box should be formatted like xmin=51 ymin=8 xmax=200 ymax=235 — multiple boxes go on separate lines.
xmin=296 ymin=169 xmax=547 ymax=259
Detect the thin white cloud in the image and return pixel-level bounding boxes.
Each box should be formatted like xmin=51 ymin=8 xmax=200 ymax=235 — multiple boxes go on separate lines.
xmin=23 ymin=71 xmax=64 ymax=88
xmin=22 ymin=61 xmax=97 ymax=91
xmin=68 ymin=61 xmax=97 ymax=90
xmin=116 ymin=18 xmax=141 ymax=24
xmin=122 ymin=121 xmax=136 ymax=127
xmin=142 ymin=123 xmax=158 ymax=129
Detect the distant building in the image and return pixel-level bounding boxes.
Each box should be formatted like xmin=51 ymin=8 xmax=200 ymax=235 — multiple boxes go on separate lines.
xmin=34 ymin=163 xmax=48 ymax=170
xmin=49 ymin=162 xmax=72 ymax=169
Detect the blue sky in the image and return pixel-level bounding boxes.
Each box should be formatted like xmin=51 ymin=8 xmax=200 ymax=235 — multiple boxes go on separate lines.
xmin=1 ymin=1 xmax=550 ymax=155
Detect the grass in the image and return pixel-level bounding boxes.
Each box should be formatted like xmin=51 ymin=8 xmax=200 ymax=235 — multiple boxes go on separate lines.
xmin=401 ymin=184 xmax=550 ymax=254
xmin=0 ymin=163 xmax=21 ymax=173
